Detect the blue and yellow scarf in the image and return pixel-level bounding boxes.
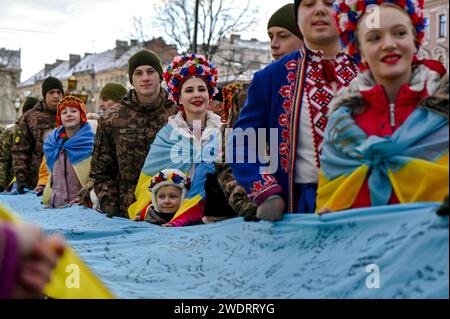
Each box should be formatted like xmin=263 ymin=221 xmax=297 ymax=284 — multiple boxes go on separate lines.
xmin=43 ymin=123 xmax=94 ymax=173
xmin=317 ymin=106 xmax=449 ymax=212
xmin=128 ymin=119 xmax=221 ymax=225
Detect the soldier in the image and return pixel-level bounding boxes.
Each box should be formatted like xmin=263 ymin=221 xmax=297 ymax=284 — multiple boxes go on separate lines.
xmin=98 ymin=81 xmax=127 ymax=114
xmin=76 ymin=82 xmax=128 ymax=208
xmin=91 ymin=50 xmax=177 ymax=217
xmin=12 ymin=77 xmax=63 ymax=194
xmin=0 ymin=97 xmax=39 ymax=191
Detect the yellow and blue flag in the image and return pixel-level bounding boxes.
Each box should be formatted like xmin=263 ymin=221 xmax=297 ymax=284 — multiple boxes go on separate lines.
xmin=317 ymin=107 xmax=449 ymax=212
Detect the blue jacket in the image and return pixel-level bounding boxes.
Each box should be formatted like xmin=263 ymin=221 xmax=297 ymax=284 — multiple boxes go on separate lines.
xmin=228 ymin=46 xmax=357 ymax=212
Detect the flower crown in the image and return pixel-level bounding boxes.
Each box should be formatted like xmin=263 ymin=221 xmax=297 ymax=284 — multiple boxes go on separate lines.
xmin=149 ymin=170 xmax=191 ymax=192
xmin=334 ymin=0 xmax=426 ymax=66
xmin=163 ymin=53 xmax=219 ymax=106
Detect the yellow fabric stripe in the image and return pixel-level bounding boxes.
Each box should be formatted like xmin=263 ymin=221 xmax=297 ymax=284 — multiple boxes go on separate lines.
xmin=172 ymin=194 xmax=203 ymax=220
xmin=73 ymin=157 xmax=92 ymax=188
xmin=128 ymin=173 xmax=153 ymax=220
xmin=42 ymin=156 xmax=92 ymax=206
xmin=436 ymin=152 xmax=449 ymax=166
xmin=316 ymin=165 xmax=369 ymax=213
xmin=45 ymin=246 xmax=115 ymax=299
xmin=0 ymin=204 xmax=115 ymax=299
xmin=389 ymin=155 xmax=449 ymax=204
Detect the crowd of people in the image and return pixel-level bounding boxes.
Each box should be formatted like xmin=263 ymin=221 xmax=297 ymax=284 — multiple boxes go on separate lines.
xmin=1 ymin=0 xmax=449 ymax=298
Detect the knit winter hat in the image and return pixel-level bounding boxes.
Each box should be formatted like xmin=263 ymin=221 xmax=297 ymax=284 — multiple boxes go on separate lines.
xmin=294 ymin=0 xmax=302 ymax=27
xmin=56 ymin=95 xmax=88 ymax=128
xmin=128 ymin=49 xmax=163 ymax=84
xmin=268 ymin=3 xmax=303 ymax=40
xmin=149 ymin=169 xmax=191 ymax=213
xmin=334 ymin=0 xmax=426 ymax=66
xmin=163 ymin=53 xmax=219 ymax=106
xmin=100 ymin=82 xmax=128 ymax=103
xmin=42 ymin=76 xmax=64 ymax=98
xmin=22 ymin=97 xmax=39 ymax=114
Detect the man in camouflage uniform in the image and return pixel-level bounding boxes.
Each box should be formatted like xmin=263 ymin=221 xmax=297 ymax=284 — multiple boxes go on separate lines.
xmin=0 ymin=97 xmax=39 ymax=191
xmin=91 ymin=50 xmax=177 ymax=218
xmin=12 ymin=77 xmax=63 ymax=193
xmin=212 ymin=81 xmax=258 ymax=222
xmin=76 ymin=81 xmax=128 ymax=208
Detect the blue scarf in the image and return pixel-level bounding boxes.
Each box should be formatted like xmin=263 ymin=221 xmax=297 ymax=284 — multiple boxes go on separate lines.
xmin=43 ymin=123 xmax=95 ymax=173
xmin=318 ymin=106 xmax=448 ymax=208
xmin=129 ymin=121 xmax=221 ymax=222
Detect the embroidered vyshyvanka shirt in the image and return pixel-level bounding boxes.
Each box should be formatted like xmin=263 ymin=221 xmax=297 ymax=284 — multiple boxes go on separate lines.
xmin=295 ymin=49 xmax=357 ymax=184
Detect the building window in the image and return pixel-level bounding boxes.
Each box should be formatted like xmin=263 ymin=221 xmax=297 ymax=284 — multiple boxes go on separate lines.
xmin=439 ymin=14 xmax=447 ymax=38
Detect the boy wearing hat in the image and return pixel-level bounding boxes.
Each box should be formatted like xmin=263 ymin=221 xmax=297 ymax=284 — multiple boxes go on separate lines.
xmin=12 ymin=77 xmax=64 ymax=193
xmin=0 ymin=97 xmax=39 ymax=191
xmin=98 ymin=82 xmax=127 ymax=114
xmin=91 ymin=49 xmax=177 ymax=218
xmin=268 ymin=3 xmax=304 ymax=61
xmin=229 ymin=0 xmax=359 ymax=221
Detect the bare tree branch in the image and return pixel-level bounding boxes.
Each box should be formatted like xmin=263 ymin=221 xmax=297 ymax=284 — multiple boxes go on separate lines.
xmin=132 ymin=0 xmax=259 ymax=60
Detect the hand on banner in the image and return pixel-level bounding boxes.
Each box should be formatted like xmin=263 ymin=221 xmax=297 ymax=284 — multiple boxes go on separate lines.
xmin=256 ymin=196 xmax=285 ymax=221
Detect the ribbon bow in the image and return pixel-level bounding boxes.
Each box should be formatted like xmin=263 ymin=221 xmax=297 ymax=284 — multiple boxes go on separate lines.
xmin=321 ymin=59 xmax=339 ymax=83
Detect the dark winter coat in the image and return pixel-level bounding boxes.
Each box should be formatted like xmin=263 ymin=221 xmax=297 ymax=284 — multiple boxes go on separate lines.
xmin=91 ymin=88 xmax=177 ymax=217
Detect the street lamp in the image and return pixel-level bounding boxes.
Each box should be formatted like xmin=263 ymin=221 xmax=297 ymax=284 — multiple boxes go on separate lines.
xmin=68 ymin=76 xmax=77 ymax=93
xmin=14 ymin=96 xmax=21 ymax=118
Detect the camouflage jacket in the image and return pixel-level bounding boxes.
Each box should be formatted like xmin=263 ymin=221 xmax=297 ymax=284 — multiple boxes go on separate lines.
xmin=0 ymin=125 xmax=15 ymax=190
xmin=11 ymin=101 xmax=56 ymax=189
xmin=214 ymin=81 xmax=257 ymax=219
xmin=91 ymin=89 xmax=177 ymax=217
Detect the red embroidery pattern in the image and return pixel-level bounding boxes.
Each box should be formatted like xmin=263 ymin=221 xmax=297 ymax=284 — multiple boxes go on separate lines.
xmin=279 ymin=60 xmax=299 ymax=174
xmin=250 ymin=173 xmax=278 ymax=198
xmin=304 ymin=50 xmax=357 ymax=167
xmin=249 ymin=59 xmax=299 ymax=198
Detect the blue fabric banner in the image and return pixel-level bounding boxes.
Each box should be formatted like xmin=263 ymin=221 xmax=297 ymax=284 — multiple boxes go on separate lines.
xmin=1 ymin=193 xmax=448 ymax=299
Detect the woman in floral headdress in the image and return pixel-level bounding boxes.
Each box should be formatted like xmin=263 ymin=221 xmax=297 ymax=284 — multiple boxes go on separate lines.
xmin=316 ymin=0 xmax=449 ymax=213
xmin=128 ymin=54 xmax=223 ymax=227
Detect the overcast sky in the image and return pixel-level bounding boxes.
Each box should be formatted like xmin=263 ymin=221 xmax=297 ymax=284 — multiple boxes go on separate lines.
xmin=0 ymin=0 xmax=284 ymax=82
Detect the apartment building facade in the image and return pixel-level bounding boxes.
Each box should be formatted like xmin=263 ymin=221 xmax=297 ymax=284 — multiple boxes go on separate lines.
xmin=0 ymin=48 xmax=21 ymax=125
xmin=420 ymin=0 xmax=449 ymax=69
xmin=17 ymin=38 xmax=178 ymax=113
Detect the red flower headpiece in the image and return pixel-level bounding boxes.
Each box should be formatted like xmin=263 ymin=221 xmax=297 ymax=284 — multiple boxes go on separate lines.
xmin=163 ymin=53 xmax=219 ymax=107
xmin=334 ymin=0 xmax=426 ymax=67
